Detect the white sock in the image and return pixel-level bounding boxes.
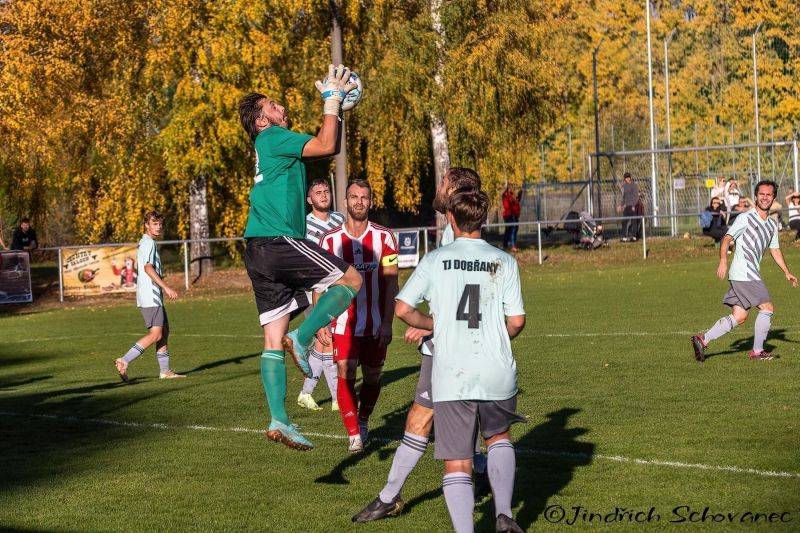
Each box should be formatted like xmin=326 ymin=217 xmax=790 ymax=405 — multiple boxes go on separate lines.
xmin=442 ymin=472 xmax=474 ymax=533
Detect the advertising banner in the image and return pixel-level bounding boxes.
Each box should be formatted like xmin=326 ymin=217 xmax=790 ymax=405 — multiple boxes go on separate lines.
xmin=395 ymin=231 xmax=420 ymax=268
xmin=61 ymin=246 xmax=139 ymax=297
xmin=0 ymin=252 xmax=33 ymax=304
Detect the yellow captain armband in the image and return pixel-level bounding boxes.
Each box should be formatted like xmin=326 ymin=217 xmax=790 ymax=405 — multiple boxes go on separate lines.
xmin=381 ymin=254 xmax=398 ymax=267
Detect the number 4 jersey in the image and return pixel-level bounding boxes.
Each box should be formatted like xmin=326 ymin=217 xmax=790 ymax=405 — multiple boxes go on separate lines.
xmin=397 ymin=237 xmax=525 ymax=402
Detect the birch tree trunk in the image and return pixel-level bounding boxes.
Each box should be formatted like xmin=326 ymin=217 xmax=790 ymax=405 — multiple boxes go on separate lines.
xmin=430 ymin=0 xmax=450 ymax=242
xmin=189 ymin=175 xmax=212 ymax=277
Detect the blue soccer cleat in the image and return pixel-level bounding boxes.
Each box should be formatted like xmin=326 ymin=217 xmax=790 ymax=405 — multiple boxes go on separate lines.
xmin=266 ymin=420 xmax=314 ymax=451
xmin=282 ymin=330 xmax=312 ymax=377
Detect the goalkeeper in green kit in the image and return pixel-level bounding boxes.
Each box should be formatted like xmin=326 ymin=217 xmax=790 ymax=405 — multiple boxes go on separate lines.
xmin=238 ymin=65 xmax=362 ymax=450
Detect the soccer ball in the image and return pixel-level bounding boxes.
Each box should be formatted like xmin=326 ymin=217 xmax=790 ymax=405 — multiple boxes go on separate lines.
xmin=325 ymin=70 xmax=363 ymax=112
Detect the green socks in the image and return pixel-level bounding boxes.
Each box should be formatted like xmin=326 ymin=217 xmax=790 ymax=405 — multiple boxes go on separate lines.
xmin=261 ymin=350 xmax=289 ymax=425
xmin=297 ymin=284 xmax=357 ymax=346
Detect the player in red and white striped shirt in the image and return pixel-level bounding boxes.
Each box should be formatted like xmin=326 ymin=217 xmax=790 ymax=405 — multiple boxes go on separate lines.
xmin=318 ymin=180 xmax=399 ymax=452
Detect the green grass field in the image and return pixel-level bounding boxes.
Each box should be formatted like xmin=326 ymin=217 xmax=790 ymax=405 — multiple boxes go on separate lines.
xmin=2 ymin=240 xmax=799 ymax=532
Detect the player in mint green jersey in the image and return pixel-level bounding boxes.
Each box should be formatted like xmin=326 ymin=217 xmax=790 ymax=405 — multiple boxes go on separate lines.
xmin=692 ymin=180 xmax=797 ymax=362
xmin=353 ymin=167 xmax=488 ymax=524
xmin=237 ymin=65 xmax=362 ymax=450
xmin=394 ymin=189 xmax=526 ymax=533
xmin=114 ymin=211 xmax=185 ymax=382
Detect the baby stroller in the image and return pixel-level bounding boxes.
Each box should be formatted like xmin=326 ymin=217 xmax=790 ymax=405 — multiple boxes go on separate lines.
xmin=565 ymin=211 xmax=606 ymax=249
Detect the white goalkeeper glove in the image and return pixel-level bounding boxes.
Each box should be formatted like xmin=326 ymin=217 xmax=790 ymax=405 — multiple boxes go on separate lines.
xmin=315 ymin=64 xmax=357 ymax=116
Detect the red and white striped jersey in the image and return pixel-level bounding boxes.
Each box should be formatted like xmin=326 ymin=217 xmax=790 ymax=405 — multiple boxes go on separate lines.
xmin=320 ymin=222 xmax=399 ymax=337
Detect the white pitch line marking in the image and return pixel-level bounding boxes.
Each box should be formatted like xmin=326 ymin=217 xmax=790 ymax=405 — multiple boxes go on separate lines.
xmin=8 ymin=328 xmax=800 ymax=344
xmin=3 ymin=333 xmax=264 ymax=344
xmin=533 ymin=331 xmax=694 ymax=338
xmin=1 ymin=411 xmax=797 ymax=479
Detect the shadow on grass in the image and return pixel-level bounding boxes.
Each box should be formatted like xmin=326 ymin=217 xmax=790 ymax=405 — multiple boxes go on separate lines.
xmin=0 ymin=375 xmax=53 ymax=391
xmin=705 ymin=328 xmax=794 ymax=359
xmin=0 ymin=379 xmax=150 ymax=495
xmin=315 ymin=405 xmax=595 ymax=531
xmin=474 ymin=407 xmax=594 ymax=532
xmin=313 ymin=364 xmax=420 ymax=409
xmin=380 ymin=364 xmax=419 ymax=390
xmin=0 ymin=360 xmax=249 ymax=497
xmin=183 ymin=352 xmax=260 ymax=375
xmin=314 ymin=400 xmax=414 ymax=485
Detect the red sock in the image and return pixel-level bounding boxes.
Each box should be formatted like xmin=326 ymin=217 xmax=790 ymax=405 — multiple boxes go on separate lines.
xmin=337 ymin=377 xmax=359 ymax=436
xmin=358 ymin=380 xmax=381 ymax=421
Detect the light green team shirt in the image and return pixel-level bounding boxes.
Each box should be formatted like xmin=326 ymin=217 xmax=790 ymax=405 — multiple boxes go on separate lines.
xmin=136 ymin=234 xmax=162 ymax=308
xmin=725 ymin=209 xmax=780 ymax=282
xmin=419 ymin=222 xmax=454 ymax=356
xmin=440 ymin=223 xmax=454 ymax=246
xmin=398 ymin=237 xmax=526 ymax=402
xmin=244 ymin=126 xmax=314 ymax=239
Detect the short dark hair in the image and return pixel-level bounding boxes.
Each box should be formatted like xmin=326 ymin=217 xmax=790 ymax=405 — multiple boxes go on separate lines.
xmin=623 ymin=172 xmax=632 ymax=180
xmin=755 ymin=180 xmax=778 ymax=196
xmin=20 ymin=217 xmax=30 ymax=224
xmin=446 ymin=167 xmax=481 ymax=191
xmin=448 ymin=189 xmax=489 ymax=233
xmin=239 ymin=92 xmax=267 ymax=141
xmin=144 ymin=210 xmax=165 ymax=225
xmin=307 ymin=178 xmax=332 ymax=197
xmin=346 ymin=179 xmax=372 ymax=198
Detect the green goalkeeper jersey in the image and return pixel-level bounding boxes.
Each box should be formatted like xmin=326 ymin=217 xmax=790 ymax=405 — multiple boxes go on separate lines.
xmin=397 ymin=237 xmax=525 ymax=402
xmin=244 ymin=126 xmax=314 ymax=239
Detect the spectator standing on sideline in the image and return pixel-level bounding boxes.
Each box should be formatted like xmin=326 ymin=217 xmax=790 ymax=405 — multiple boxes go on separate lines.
xmin=620 ymin=173 xmax=639 ymax=242
xmin=724 ymin=178 xmax=741 ymax=211
xmin=501 ymin=185 xmax=521 ymax=252
xmin=784 ymin=191 xmax=800 ymax=240
xmin=0 ymin=218 xmax=6 ymax=250
xmin=10 ymin=218 xmax=37 ymax=251
xmin=710 ymin=177 xmax=726 ymax=205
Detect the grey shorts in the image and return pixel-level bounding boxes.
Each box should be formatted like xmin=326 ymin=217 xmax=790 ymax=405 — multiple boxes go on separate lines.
xmin=140 ymin=306 xmax=169 ymax=330
xmin=433 ymin=397 xmax=526 ymax=460
xmin=414 ymin=355 xmax=433 ymax=409
xmin=723 ymin=280 xmax=771 ymax=310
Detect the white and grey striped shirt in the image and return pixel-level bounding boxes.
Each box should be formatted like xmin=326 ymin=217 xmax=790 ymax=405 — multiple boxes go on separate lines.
xmin=306 ymin=211 xmax=345 ymax=245
xmin=726 ymin=209 xmax=780 ymax=282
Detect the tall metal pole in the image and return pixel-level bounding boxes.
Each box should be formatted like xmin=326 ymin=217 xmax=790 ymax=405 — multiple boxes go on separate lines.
xmin=540 ymin=143 xmax=546 ymax=180
xmin=568 ymin=124 xmax=574 ymax=180
xmin=752 ymin=22 xmax=763 ymax=180
xmin=664 ymin=29 xmax=677 ymax=236
xmin=694 ymin=123 xmax=700 ymax=214
xmin=592 ymin=38 xmax=605 ymax=218
xmin=587 ymin=154 xmax=594 ymax=214
xmin=664 ymin=31 xmax=676 ymax=150
xmin=646 ymin=1 xmax=658 ymax=224
xmin=330 ymin=0 xmax=347 ymax=211
xmin=771 ymin=124 xmax=775 ymax=180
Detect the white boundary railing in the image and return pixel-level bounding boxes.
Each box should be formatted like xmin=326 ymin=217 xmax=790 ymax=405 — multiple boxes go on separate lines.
xmin=35 ymin=207 xmax=798 ymax=301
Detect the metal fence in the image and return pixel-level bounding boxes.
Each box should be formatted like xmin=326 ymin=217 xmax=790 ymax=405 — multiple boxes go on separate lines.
xmin=29 ymin=207 xmax=794 ymax=302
